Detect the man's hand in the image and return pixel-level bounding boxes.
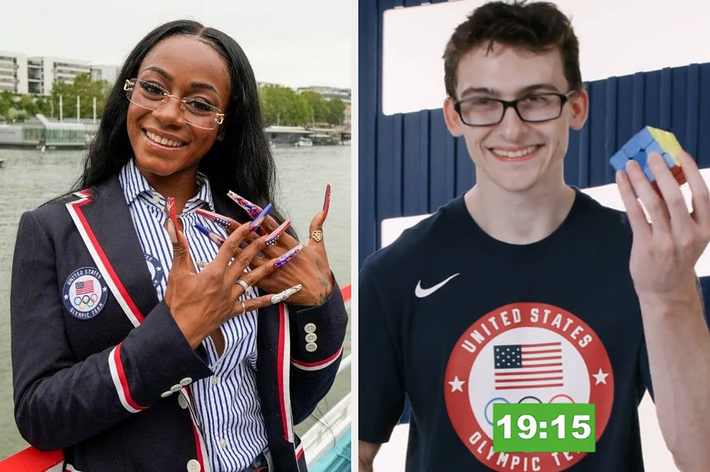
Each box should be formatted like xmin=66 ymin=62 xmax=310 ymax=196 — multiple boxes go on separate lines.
xmin=616 ymin=151 xmax=710 ymax=302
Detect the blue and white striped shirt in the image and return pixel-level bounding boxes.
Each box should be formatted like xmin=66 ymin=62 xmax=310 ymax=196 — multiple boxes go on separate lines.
xmin=118 ymin=159 xmax=268 ymax=471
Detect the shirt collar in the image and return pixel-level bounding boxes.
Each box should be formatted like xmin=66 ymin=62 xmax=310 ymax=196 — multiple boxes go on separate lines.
xmin=118 ymin=158 xmax=215 ymax=211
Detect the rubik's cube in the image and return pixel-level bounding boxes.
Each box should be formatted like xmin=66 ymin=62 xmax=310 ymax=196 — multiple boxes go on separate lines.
xmin=609 ymin=126 xmax=686 ymax=185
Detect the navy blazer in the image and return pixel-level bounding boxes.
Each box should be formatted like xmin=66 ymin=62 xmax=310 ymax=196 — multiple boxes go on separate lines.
xmin=11 ymin=177 xmax=348 ymax=472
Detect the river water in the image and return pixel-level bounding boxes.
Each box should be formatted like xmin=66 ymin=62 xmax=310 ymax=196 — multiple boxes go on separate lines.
xmin=0 ymin=145 xmax=351 ymax=458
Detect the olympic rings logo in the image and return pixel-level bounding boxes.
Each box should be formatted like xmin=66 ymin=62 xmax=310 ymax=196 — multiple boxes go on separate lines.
xmin=484 ymin=394 xmax=576 ymax=425
xmin=73 ymin=293 xmax=99 ymax=310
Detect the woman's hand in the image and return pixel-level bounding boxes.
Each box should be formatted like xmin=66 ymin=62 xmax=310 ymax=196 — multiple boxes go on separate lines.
xmin=164 ymin=202 xmax=302 ymax=349
xmin=198 ymin=186 xmax=334 ymax=306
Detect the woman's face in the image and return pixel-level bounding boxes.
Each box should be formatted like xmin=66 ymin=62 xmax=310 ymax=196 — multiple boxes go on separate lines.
xmin=127 ymin=35 xmax=231 ymax=186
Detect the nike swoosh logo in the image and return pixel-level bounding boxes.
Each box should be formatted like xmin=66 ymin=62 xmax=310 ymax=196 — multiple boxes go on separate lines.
xmin=415 ymin=273 xmax=460 ymax=298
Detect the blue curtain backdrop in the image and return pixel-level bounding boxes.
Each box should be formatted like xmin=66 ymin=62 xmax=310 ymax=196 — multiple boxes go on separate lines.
xmin=359 ymin=0 xmax=710 ymax=268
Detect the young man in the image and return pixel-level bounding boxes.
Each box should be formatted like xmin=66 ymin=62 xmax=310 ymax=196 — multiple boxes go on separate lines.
xmin=358 ymin=2 xmax=710 ymax=471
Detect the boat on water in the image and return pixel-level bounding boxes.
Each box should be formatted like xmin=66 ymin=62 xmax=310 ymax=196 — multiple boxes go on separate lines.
xmin=0 ymin=115 xmax=91 ymax=150
xmin=295 ymin=137 xmax=314 ymax=147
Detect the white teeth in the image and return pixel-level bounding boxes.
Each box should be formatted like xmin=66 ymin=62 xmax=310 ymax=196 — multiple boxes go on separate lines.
xmin=491 ymin=145 xmax=539 ymax=158
xmin=145 ymin=130 xmax=185 ymax=148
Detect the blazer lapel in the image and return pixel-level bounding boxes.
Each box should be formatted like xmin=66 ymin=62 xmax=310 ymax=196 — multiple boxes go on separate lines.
xmin=65 ymin=177 xmax=158 ymax=327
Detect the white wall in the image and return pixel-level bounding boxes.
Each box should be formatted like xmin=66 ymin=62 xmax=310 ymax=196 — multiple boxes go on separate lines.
xmin=382 ymin=0 xmax=710 ymax=115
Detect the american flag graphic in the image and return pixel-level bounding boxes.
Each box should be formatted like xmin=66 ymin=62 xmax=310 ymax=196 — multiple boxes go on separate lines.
xmin=75 ymin=280 xmax=95 ymax=295
xmin=493 ymin=342 xmax=563 ymax=390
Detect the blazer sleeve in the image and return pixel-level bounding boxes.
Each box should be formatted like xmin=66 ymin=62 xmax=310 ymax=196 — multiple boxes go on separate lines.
xmin=11 ymin=211 xmax=213 ymax=451
xmin=287 ymin=278 xmax=348 ymax=424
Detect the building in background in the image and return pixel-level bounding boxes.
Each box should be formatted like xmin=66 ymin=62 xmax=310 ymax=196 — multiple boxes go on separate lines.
xmin=1 ymin=51 xmax=118 ymax=95
xmin=91 ymin=65 xmax=119 ymax=84
xmin=0 ymin=52 xmax=28 ymax=94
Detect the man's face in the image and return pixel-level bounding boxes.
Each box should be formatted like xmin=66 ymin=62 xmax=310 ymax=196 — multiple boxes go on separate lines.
xmin=443 ymin=44 xmax=588 ymax=193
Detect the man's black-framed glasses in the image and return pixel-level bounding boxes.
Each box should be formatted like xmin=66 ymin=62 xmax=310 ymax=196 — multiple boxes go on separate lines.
xmin=453 ymin=91 xmax=576 ymax=127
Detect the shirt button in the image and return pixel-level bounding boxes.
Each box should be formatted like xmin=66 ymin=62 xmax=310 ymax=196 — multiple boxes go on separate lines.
xmin=186 ymin=459 xmax=201 ymax=472
xmin=178 ymin=394 xmax=188 ymax=410
xmin=180 ymin=377 xmax=193 ymax=386
xmin=211 ymin=376 xmax=219 ymax=386
xmin=219 ymin=438 xmax=227 ymax=448
xmin=305 ymin=333 xmax=317 ymax=343
xmin=305 ymin=342 xmax=318 ymax=352
xmin=304 ymin=323 xmax=316 ymax=333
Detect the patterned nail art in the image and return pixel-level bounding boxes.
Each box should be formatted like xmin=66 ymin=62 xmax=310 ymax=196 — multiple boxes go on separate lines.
xmin=250 ymin=203 xmax=273 ymax=232
xmin=166 ymin=196 xmax=180 ymax=231
xmin=270 ymin=284 xmax=303 ymax=304
xmin=227 ymin=191 xmax=262 ymax=219
xmin=273 ymin=244 xmax=303 ymax=269
xmin=265 ymin=220 xmax=291 ymax=246
xmin=194 ymin=223 xmax=225 ymax=247
xmin=166 ymin=218 xmax=178 ymax=244
xmin=196 ymin=208 xmax=233 ymax=230
xmin=323 ymin=184 xmax=331 ymax=222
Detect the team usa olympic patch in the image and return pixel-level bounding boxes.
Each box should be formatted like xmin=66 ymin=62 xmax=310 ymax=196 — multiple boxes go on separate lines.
xmin=444 ymin=302 xmax=614 ymax=471
xmin=62 ymin=267 xmax=109 ymax=320
xmin=144 ymin=253 xmax=166 ymax=288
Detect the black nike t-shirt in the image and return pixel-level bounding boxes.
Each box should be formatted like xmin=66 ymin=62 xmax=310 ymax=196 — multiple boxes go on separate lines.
xmin=359 ymin=190 xmax=654 ymax=472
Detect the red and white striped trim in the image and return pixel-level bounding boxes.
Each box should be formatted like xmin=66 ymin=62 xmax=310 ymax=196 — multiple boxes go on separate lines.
xmin=181 ymin=388 xmax=211 ymax=472
xmin=277 ymin=303 xmax=295 ymax=443
xmin=108 ymin=345 xmax=146 ymax=413
xmin=65 ymin=464 xmax=81 ymax=472
xmin=295 ymin=443 xmax=304 ymax=461
xmin=65 ymin=194 xmax=144 ymax=327
xmin=291 ymin=344 xmax=344 ymax=371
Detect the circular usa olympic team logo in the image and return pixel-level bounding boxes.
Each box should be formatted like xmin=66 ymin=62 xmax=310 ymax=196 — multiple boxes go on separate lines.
xmin=444 ymin=302 xmax=614 ymax=472
xmin=62 ymin=267 xmax=108 ymax=320
xmin=144 ymin=253 xmax=166 ymax=289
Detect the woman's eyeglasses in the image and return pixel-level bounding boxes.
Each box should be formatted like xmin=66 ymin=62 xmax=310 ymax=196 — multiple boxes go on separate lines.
xmin=453 ymin=91 xmax=576 ymax=127
xmin=124 ymin=78 xmax=225 ymax=130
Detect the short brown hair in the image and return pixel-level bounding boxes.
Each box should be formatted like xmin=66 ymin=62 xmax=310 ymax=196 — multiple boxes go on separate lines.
xmin=443 ymin=1 xmax=582 ymax=99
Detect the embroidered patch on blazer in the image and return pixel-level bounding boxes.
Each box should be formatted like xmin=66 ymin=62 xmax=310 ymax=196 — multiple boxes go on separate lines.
xmin=144 ymin=254 xmax=166 ymax=289
xmin=62 ymin=267 xmax=109 ymax=320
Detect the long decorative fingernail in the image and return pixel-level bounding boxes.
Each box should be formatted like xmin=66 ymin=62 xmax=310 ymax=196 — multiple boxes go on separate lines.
xmin=273 ymin=244 xmax=303 ymax=269
xmin=227 ymin=191 xmax=262 ymax=218
xmin=265 ymin=220 xmax=291 ymax=246
xmin=270 ymin=284 xmax=303 ymax=304
xmin=166 ymin=218 xmax=178 ymax=244
xmin=196 ymin=208 xmax=235 ymax=230
xmin=322 ymin=184 xmax=331 ymax=222
xmin=250 ymin=203 xmax=273 ymax=232
xmin=166 ymin=197 xmax=180 ymax=231
xmin=194 ymin=223 xmax=225 ymax=247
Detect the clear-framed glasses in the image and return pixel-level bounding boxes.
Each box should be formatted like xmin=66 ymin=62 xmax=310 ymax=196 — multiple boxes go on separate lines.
xmin=123 ymin=78 xmax=225 ymax=130
xmin=453 ymin=91 xmax=577 ymax=127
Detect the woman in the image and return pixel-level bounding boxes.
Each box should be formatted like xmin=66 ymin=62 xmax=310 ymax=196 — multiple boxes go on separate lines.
xmin=11 ymin=20 xmax=347 ymax=472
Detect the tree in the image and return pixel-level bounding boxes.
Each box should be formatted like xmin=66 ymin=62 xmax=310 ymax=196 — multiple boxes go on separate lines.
xmin=300 ymin=91 xmax=327 ymax=124
xmin=325 ymin=97 xmax=346 ymax=125
xmin=0 ymin=90 xmax=14 ymax=119
xmin=19 ymin=95 xmax=38 ymax=116
xmin=259 ymin=85 xmax=310 ymax=126
xmin=50 ymin=73 xmax=111 ymax=120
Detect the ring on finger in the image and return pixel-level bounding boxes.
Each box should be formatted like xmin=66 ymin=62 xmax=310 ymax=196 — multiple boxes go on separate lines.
xmin=236 ymin=279 xmax=254 ymax=296
xmin=239 ymin=300 xmax=247 ymax=316
xmin=310 ymin=229 xmax=323 ymax=242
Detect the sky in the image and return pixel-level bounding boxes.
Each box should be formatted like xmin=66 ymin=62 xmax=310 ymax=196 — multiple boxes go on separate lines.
xmin=0 ymin=0 xmax=352 ymax=88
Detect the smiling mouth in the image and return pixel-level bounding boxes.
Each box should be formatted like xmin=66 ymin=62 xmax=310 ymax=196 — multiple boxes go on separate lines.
xmin=143 ymin=129 xmax=187 ymax=148
xmin=490 ymin=145 xmax=541 ymax=159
